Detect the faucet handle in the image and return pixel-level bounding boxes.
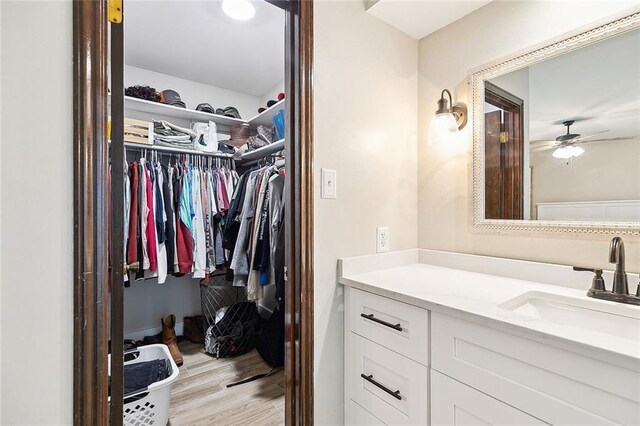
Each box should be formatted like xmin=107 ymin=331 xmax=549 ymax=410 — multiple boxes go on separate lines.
xmin=573 ymin=266 xmax=606 ymax=292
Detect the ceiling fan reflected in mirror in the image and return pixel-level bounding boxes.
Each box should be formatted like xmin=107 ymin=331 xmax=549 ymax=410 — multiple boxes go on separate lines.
xmin=530 ymin=120 xmax=613 ymax=158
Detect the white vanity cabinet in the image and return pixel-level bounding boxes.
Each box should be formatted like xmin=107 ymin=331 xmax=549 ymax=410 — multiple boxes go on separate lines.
xmin=344 ymin=287 xmax=640 ymax=425
xmin=344 ymin=286 xmax=430 ymax=425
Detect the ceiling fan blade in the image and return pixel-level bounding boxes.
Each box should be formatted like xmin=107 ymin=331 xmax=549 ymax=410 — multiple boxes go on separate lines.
xmin=575 ymin=136 xmax=635 ymax=145
xmin=529 ymin=140 xmax=557 ymax=147
xmin=532 ymin=145 xmax=557 ymax=152
xmin=571 ymin=130 xmax=609 ymax=142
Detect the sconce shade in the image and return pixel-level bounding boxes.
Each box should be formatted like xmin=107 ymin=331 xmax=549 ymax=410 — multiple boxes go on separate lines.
xmin=429 ymin=89 xmax=468 ymax=146
xmin=429 ymin=112 xmax=460 ymax=145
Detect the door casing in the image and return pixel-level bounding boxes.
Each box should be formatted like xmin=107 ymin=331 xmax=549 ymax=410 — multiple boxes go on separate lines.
xmin=72 ymin=1 xmax=314 ymax=424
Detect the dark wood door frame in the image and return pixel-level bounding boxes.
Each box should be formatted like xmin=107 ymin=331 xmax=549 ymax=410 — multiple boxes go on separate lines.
xmin=72 ymin=0 xmax=314 ymax=424
xmin=72 ymin=1 xmax=110 ymax=425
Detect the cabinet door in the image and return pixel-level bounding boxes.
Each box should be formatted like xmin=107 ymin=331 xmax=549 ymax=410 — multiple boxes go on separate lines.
xmin=431 ymin=370 xmax=547 ymax=426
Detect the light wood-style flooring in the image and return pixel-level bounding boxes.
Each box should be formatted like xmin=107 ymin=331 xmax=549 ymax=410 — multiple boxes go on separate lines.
xmin=168 ymin=341 xmax=284 ymax=426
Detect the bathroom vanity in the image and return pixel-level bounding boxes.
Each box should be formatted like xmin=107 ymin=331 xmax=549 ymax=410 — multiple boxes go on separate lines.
xmin=339 ymin=249 xmax=640 ymax=425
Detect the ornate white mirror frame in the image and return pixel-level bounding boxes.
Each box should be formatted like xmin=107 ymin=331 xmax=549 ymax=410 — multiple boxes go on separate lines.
xmin=469 ymin=9 xmax=640 ymax=238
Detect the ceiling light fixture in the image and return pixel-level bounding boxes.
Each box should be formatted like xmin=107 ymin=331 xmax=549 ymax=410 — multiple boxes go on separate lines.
xmin=222 ymin=0 xmax=256 ymax=21
xmin=552 ymin=145 xmax=585 ymax=159
xmin=429 ymin=89 xmax=467 ymax=146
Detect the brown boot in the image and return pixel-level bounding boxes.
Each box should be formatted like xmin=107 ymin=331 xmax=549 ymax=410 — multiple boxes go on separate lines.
xmin=162 ymin=314 xmax=183 ymax=366
xmin=183 ymin=316 xmax=204 ymax=344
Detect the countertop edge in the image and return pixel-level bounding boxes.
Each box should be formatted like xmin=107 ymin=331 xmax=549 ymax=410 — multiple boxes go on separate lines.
xmin=339 ymin=276 xmax=640 ymax=371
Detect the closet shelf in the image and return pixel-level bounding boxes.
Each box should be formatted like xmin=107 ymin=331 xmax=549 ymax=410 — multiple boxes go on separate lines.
xmin=124 ymin=96 xmax=285 ymax=130
xmin=124 ymin=142 xmax=235 ymax=159
xmin=124 ymin=96 xmax=246 ymax=128
xmin=247 ymin=99 xmax=285 ymax=128
xmin=238 ymin=139 xmax=285 ymax=163
xmin=123 ymin=139 xmax=284 ymax=161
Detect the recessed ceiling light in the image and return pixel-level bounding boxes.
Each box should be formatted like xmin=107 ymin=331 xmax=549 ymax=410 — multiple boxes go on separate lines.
xmin=222 ymin=0 xmax=256 ymax=21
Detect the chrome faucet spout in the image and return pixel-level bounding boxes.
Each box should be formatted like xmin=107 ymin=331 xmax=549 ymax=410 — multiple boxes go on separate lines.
xmin=609 ymin=237 xmax=628 ymax=295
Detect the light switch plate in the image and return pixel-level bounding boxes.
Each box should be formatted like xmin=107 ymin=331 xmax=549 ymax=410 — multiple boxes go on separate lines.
xmin=321 ymin=169 xmax=337 ymax=199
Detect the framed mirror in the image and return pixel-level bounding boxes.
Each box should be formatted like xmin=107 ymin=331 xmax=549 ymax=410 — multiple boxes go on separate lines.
xmin=469 ymin=9 xmax=640 ymax=237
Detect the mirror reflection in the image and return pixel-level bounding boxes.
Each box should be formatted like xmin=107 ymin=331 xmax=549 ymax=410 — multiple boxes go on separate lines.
xmin=484 ymin=28 xmax=640 ymax=222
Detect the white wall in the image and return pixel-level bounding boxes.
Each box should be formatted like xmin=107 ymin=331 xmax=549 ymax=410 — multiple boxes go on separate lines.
xmin=259 ymin=80 xmax=285 ymax=109
xmin=1 ymin=1 xmax=73 ymax=423
xmin=530 ymin=137 xmax=640 ymax=208
xmin=417 ymin=0 xmax=639 ymax=272
xmin=125 ymin=65 xmax=261 ymax=120
xmin=313 ymin=2 xmax=418 ymax=424
xmin=124 ymin=278 xmax=202 ymax=339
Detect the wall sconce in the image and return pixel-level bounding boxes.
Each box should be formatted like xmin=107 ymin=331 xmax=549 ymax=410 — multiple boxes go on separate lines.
xmin=429 ymin=89 xmax=468 ymax=146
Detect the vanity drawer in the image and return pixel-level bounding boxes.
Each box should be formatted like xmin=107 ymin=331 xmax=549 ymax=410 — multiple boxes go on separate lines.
xmin=431 ymin=313 xmax=640 ymax=425
xmin=346 ymin=399 xmax=386 ymax=425
xmin=346 ymin=332 xmax=429 ymax=425
xmin=346 ymin=287 xmax=429 ymax=365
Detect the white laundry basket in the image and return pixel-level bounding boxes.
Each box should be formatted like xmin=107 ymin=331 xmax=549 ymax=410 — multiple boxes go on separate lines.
xmin=109 ymin=344 xmax=180 ymax=426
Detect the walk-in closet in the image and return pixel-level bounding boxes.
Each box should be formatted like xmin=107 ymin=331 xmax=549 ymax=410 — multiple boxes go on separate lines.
xmin=116 ymin=2 xmax=287 ymax=424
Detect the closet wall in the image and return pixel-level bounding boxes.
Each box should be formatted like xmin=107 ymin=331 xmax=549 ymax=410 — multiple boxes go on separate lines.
xmin=0 ymin=1 xmax=73 ymax=423
xmin=125 ymin=65 xmax=262 ymax=119
xmin=313 ymin=2 xmax=418 ymax=424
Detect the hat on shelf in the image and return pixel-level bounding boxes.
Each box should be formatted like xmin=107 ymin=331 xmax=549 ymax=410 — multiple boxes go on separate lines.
xmin=277 ymin=92 xmax=285 ymax=101
xmin=125 ymin=85 xmax=160 ymax=102
xmin=222 ymin=123 xmax=251 ymax=148
xmin=159 ymin=89 xmax=186 ymax=108
xmin=266 ymin=99 xmax=278 ymax=108
xmin=257 ymin=107 xmax=267 ymax=114
xmin=222 ymin=106 xmax=241 ymax=119
xmin=195 ymin=103 xmax=215 ymax=114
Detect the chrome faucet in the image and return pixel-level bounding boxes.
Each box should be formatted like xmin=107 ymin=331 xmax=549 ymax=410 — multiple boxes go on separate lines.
xmin=573 ymin=236 xmax=639 ymax=306
xmin=609 ymin=236 xmax=628 ymax=295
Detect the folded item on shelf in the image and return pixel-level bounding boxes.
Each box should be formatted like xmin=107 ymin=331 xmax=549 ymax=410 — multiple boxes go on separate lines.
xmin=159 ymin=89 xmax=186 ymax=108
xmin=154 ymin=120 xmax=197 ymax=139
xmin=248 ymin=125 xmax=274 ymax=151
xmin=124 ymin=359 xmax=170 ymax=394
xmin=153 ymin=120 xmax=197 ymax=148
xmin=191 ymin=121 xmax=219 ymax=153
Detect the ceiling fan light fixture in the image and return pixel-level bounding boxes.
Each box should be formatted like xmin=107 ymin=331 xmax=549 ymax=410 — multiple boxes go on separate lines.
xmin=222 ymin=0 xmax=256 ymax=21
xmin=552 ymin=145 xmax=584 ymax=159
xmin=570 ymin=145 xmax=585 ymax=157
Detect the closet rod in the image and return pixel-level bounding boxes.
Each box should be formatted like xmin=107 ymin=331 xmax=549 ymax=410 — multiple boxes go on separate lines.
xmin=124 ymin=142 xmax=235 ymax=159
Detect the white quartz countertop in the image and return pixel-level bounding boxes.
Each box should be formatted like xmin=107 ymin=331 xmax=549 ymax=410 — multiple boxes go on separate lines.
xmin=338 ymin=250 xmax=640 ymax=366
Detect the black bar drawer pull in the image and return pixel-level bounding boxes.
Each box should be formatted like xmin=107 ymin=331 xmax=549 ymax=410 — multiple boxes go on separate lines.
xmin=361 ymin=374 xmax=402 ymax=400
xmin=360 ymin=313 xmax=403 ymax=331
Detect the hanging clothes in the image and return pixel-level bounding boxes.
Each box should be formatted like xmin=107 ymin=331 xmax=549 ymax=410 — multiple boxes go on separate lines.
xmin=124 ymin=153 xmax=239 ymax=282
xmin=223 ymin=161 xmax=286 ymax=302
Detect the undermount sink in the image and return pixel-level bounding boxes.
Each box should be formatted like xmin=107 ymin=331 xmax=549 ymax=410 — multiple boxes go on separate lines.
xmin=499 ymin=291 xmax=640 ymax=341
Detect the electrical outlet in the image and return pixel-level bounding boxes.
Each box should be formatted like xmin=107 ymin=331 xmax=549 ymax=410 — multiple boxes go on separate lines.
xmin=376 ymin=227 xmax=389 ymax=253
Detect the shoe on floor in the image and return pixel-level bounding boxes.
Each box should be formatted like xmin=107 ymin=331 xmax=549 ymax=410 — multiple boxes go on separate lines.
xmin=162 ymin=314 xmax=184 ymax=366
xmin=183 ymin=316 xmax=204 ymax=344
